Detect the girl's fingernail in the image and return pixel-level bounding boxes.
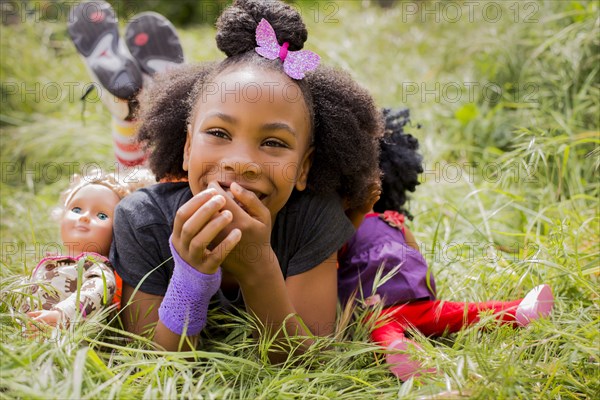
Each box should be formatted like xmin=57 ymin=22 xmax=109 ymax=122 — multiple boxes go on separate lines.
xmin=231 ymin=182 xmax=242 ymax=192
xmin=210 ymin=195 xmax=225 ymax=205
xmin=222 ymin=210 xmax=232 ymax=219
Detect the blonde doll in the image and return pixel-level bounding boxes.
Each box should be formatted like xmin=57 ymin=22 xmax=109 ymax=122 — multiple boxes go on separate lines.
xmin=21 ymin=170 xmax=153 ymax=329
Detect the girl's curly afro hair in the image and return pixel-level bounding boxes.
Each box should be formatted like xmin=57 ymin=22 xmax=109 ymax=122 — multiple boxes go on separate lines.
xmin=136 ymin=0 xmax=383 ymax=210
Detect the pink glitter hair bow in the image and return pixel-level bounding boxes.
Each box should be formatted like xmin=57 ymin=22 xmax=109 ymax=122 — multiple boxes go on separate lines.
xmin=255 ymin=18 xmax=320 ymax=80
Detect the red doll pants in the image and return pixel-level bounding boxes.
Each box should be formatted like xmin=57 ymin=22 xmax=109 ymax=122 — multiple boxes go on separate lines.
xmin=371 ymin=299 xmax=522 ymax=346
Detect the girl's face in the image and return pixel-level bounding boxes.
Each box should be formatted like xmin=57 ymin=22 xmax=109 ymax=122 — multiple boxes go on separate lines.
xmin=60 ymin=184 xmax=120 ymax=257
xmin=184 ymin=65 xmax=313 ymax=220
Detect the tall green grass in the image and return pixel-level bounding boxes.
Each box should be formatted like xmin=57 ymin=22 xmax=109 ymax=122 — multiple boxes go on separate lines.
xmin=1 ymin=1 xmax=598 ymax=398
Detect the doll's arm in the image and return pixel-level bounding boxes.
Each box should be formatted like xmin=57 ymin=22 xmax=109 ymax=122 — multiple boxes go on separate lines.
xmin=52 ymin=261 xmax=117 ymax=323
xmin=26 ymin=309 xmax=64 ymax=330
xmin=345 ymin=207 xmax=372 ymax=229
xmin=344 ymin=183 xmax=381 ymax=229
xmin=403 ymin=226 xmax=420 ymax=252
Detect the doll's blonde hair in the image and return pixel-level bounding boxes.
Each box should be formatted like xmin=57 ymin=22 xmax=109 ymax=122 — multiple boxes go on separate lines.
xmin=53 ymin=168 xmax=156 ymax=219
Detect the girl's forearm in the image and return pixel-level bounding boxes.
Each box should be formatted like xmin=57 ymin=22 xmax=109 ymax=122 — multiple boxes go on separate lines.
xmin=120 ymin=285 xmax=195 ymax=351
xmin=237 ymin=262 xmax=313 ymax=362
xmin=154 ymin=320 xmax=196 ymax=351
xmin=159 ymin=243 xmax=221 ymax=331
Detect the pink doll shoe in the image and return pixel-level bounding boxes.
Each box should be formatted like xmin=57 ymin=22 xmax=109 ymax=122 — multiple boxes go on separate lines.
xmin=386 ymin=339 xmax=437 ymax=381
xmin=515 ymin=284 xmax=554 ymax=327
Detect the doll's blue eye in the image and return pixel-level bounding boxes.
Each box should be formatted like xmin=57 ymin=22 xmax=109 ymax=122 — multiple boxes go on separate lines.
xmin=97 ymin=212 xmax=109 ymax=221
xmin=71 ymin=207 xmax=82 ymax=214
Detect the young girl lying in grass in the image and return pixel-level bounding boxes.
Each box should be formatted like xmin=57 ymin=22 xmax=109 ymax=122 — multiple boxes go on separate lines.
xmin=16 ymin=170 xmax=152 ymax=331
xmin=338 ymin=109 xmax=554 ymax=380
xmin=108 ymin=0 xmax=382 ymax=357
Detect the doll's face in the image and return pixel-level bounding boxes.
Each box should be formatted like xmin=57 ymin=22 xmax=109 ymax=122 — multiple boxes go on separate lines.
xmin=60 ymin=184 xmax=120 ymax=257
xmin=183 ymin=65 xmax=314 ymax=221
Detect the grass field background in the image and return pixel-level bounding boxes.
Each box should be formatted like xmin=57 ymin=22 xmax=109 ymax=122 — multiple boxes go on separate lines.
xmin=1 ymin=0 xmax=599 ymax=398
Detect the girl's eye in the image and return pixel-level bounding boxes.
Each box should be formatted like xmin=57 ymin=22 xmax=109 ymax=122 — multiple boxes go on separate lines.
xmin=205 ymin=129 xmax=229 ymax=139
xmin=71 ymin=207 xmax=82 ymax=214
xmin=263 ymin=139 xmax=288 ymax=148
xmin=97 ymin=212 xmax=109 ymax=221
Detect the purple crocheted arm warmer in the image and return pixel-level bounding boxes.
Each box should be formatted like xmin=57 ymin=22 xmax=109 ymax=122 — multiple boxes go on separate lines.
xmin=158 ymin=237 xmax=222 ymax=336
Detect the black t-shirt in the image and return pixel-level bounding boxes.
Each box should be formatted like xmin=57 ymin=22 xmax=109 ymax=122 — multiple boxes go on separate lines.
xmin=110 ymin=182 xmax=354 ymax=296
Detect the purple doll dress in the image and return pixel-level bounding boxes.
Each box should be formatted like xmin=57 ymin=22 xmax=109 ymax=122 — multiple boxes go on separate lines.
xmin=338 ymin=211 xmax=437 ymax=307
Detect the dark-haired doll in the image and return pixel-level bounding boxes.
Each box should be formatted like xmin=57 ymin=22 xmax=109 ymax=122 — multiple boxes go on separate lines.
xmin=338 ymin=109 xmax=554 ymax=380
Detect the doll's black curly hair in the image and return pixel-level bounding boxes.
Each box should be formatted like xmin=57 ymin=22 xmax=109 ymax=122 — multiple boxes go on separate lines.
xmin=373 ymin=108 xmax=424 ymax=219
xmin=136 ymin=0 xmax=382 ymax=210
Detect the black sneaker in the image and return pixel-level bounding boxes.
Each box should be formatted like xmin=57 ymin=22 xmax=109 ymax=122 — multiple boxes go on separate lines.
xmin=125 ymin=12 xmax=184 ymax=76
xmin=67 ymin=1 xmax=143 ymax=100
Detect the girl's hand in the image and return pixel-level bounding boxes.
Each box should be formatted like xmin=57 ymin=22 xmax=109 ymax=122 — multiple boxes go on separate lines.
xmin=208 ymin=182 xmax=276 ymax=281
xmin=172 ymin=188 xmax=242 ymax=274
